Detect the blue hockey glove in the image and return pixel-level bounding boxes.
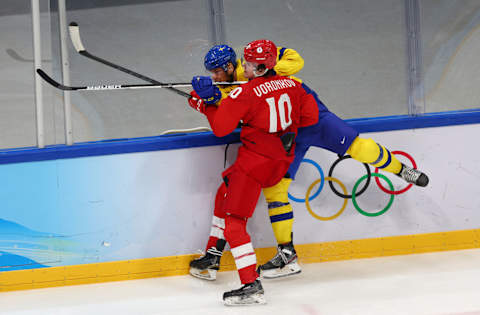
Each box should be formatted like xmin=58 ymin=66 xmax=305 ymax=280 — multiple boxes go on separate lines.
xmin=191 ymin=76 xmax=221 ymax=104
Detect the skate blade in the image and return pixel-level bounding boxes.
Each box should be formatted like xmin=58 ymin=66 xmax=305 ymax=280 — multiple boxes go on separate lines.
xmin=189 ymin=267 xmax=217 ymax=281
xmin=223 ymin=293 xmax=266 ymax=306
xmin=262 ymin=262 xmax=301 ymax=279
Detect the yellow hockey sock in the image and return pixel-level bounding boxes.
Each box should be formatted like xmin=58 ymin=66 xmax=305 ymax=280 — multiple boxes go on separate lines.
xmin=262 ymin=177 xmax=294 ymax=244
xmin=347 ymin=137 xmax=402 ymax=174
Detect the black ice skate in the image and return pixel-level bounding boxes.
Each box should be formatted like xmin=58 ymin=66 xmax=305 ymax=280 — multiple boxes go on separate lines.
xmin=257 ymin=241 xmax=301 ymax=279
xmin=189 ymin=247 xmax=222 ymax=281
xmin=397 ymin=163 xmax=429 ymax=187
xmin=223 ymin=280 xmax=266 ymax=306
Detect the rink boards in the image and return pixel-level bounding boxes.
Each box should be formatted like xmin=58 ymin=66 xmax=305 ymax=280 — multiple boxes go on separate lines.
xmin=0 ymin=115 xmax=479 ymax=291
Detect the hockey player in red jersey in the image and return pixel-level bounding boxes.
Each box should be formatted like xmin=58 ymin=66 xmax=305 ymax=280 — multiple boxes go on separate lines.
xmin=188 ymin=41 xmax=430 ymax=282
xmin=187 ymin=39 xmax=318 ymax=305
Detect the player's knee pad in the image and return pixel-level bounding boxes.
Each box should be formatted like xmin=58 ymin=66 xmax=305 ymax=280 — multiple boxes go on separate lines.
xmin=347 ymin=137 xmax=379 ymax=164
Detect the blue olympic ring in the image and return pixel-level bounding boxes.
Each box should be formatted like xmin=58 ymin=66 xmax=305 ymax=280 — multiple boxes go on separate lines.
xmin=288 ymin=158 xmax=325 ymax=202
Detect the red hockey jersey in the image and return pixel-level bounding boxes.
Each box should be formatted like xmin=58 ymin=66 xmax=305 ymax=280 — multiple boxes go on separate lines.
xmin=204 ymin=74 xmax=318 ymax=160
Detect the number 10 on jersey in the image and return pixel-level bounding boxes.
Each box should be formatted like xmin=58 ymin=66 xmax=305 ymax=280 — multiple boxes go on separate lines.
xmin=266 ymin=93 xmax=292 ymax=133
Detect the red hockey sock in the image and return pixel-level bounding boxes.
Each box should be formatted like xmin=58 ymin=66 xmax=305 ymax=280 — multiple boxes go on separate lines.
xmin=205 ymin=183 xmax=227 ymax=251
xmin=224 ymin=215 xmax=258 ymax=284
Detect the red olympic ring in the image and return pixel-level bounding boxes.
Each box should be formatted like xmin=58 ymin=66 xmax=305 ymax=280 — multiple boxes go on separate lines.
xmin=374 ymin=150 xmax=417 ymax=195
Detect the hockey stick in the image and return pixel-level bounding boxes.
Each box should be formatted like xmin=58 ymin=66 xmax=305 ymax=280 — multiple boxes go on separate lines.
xmin=68 ymin=22 xmax=191 ymax=98
xmin=6 ymin=48 xmax=51 ymax=63
xmin=36 ymin=69 xmax=244 ymax=91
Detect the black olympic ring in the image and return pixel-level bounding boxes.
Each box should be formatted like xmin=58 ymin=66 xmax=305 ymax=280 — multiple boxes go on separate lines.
xmin=291 ymin=151 xmax=418 ymax=220
xmin=327 ymin=155 xmax=371 ymax=199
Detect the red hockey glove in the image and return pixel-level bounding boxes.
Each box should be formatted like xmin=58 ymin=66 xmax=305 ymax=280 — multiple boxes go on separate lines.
xmin=188 ymin=91 xmax=206 ymax=114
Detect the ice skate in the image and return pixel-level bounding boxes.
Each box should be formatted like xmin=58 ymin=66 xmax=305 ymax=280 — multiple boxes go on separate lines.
xmin=223 ymin=280 xmax=266 ymax=306
xmin=257 ymin=241 xmax=301 ymax=279
xmin=397 ymin=163 xmax=429 ymax=187
xmin=189 ymin=247 xmax=222 ymax=281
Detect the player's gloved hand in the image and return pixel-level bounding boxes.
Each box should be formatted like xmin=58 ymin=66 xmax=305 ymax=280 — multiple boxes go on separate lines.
xmin=191 ymin=76 xmax=221 ymax=104
xmin=188 ymin=91 xmax=206 ymax=114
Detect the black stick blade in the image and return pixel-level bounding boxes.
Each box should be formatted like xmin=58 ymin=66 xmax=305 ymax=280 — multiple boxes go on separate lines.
xmin=36 ymin=69 xmax=73 ymax=90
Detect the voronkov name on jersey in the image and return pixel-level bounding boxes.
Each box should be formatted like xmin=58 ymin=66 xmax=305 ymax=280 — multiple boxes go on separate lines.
xmin=86 ymin=85 xmax=122 ymax=90
xmin=253 ymin=79 xmax=296 ymax=97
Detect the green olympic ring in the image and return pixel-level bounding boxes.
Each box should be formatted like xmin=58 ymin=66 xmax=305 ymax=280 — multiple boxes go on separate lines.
xmin=351 ymin=173 xmax=395 ymax=217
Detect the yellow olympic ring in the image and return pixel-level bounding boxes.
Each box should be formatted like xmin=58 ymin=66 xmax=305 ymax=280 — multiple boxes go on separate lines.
xmin=305 ymin=177 xmax=348 ymax=221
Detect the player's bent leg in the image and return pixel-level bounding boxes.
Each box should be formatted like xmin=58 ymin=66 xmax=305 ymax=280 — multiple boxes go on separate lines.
xmin=189 ymin=183 xmax=227 ymax=281
xmin=347 ymin=137 xmax=401 ymax=173
xmin=347 ymin=137 xmax=429 ymax=187
xmin=220 ymin=157 xmax=291 ymax=304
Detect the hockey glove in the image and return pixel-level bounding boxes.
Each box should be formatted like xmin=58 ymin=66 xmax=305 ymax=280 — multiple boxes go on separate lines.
xmin=188 ymin=91 xmax=207 ymax=114
xmin=191 ymin=76 xmax=221 ymax=104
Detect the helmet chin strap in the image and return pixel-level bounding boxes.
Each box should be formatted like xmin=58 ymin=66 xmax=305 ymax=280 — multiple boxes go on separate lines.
xmin=253 ymin=67 xmax=269 ymax=77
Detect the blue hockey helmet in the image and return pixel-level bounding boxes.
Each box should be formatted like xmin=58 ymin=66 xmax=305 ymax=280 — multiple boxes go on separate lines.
xmin=204 ymin=45 xmax=237 ymax=71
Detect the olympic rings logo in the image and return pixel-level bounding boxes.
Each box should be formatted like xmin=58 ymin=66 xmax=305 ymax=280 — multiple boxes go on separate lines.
xmin=287 ymin=151 xmax=417 ymax=221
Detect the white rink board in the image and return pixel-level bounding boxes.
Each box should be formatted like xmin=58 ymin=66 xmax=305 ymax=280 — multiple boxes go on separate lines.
xmin=195 ymin=123 xmax=478 ymax=250
xmin=0 ymin=123 xmax=477 ymax=268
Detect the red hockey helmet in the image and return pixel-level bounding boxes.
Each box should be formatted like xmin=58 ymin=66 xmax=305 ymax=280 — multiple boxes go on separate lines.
xmin=243 ymin=39 xmax=278 ymax=69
